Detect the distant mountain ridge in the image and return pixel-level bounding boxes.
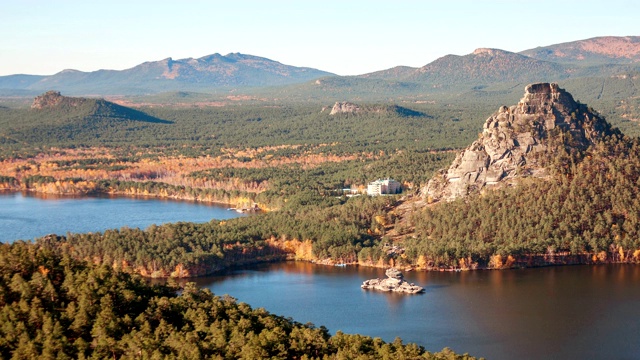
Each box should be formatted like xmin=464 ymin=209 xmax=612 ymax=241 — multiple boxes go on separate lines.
xmin=520 ymin=36 xmax=640 ymax=65
xmin=361 ymin=48 xmax=571 ymax=85
xmin=1 ymin=36 xmax=639 ymax=97
xmin=0 ymin=53 xmax=334 ymax=95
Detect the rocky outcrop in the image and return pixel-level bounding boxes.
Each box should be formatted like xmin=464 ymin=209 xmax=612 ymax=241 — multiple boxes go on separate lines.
xmin=31 ymin=90 xmax=86 ymax=109
xmin=423 ymin=83 xmax=614 ymax=202
xmin=330 ymin=102 xmax=362 ymax=115
xmin=361 ymin=268 xmax=424 ymax=294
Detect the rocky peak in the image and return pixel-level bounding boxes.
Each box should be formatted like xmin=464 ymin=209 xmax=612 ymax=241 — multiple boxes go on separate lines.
xmin=473 ymin=48 xmax=500 ymax=56
xmin=422 ymin=83 xmax=612 ymax=202
xmin=31 ymin=90 xmax=85 ymax=110
xmin=31 ymin=90 xmax=64 ymax=109
xmin=330 ymin=101 xmax=361 ymax=115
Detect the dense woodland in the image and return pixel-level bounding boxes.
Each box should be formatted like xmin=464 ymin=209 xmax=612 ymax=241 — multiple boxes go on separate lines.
xmin=11 ymin=124 xmax=640 ymax=278
xmin=0 ymin=241 xmax=477 ymax=359
xmin=40 ymin=194 xmax=396 ymax=277
xmin=12 ymin=133 xmax=640 ymax=278
xmin=0 ymin=102 xmax=488 ymax=159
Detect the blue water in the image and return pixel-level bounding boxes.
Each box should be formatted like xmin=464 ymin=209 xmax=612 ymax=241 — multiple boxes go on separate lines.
xmin=0 ymin=191 xmax=245 ymax=242
xmin=195 ymin=262 xmax=640 ymax=360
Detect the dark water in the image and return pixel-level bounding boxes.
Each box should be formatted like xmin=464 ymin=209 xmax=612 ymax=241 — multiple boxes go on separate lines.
xmin=0 ymin=191 xmax=245 ymax=242
xmin=194 ymin=262 xmax=640 ymax=360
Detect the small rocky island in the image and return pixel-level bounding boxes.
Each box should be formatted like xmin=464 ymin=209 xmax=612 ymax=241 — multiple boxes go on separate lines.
xmin=361 ymin=268 xmax=424 ymax=294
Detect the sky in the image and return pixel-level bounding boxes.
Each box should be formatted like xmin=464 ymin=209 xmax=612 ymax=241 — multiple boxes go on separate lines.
xmin=1 ymin=0 xmax=639 ymax=76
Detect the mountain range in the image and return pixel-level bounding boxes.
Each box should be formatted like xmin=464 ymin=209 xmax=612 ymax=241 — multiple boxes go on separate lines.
xmin=0 ymin=53 xmax=334 ymax=96
xmin=0 ymin=36 xmax=639 ymax=97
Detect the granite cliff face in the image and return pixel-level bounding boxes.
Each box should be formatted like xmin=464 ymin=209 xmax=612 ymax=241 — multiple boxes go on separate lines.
xmin=330 ymin=102 xmax=362 ymax=115
xmin=423 ymin=83 xmax=613 ymax=202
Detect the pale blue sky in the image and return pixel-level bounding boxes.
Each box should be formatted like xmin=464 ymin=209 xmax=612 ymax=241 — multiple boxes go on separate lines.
xmin=1 ymin=0 xmax=638 ymax=76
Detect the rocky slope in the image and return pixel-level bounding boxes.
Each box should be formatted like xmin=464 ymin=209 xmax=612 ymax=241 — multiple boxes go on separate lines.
xmin=31 ymin=90 xmax=87 ymax=109
xmin=422 ymin=83 xmax=615 ymax=202
xmin=326 ymin=101 xmax=425 ymax=117
xmin=521 ymin=36 xmax=640 ymax=65
xmin=329 ymin=102 xmax=362 ymax=115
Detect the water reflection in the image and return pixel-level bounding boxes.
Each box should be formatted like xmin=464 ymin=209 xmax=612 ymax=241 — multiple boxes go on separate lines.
xmin=197 ymin=263 xmax=640 ymax=360
xmin=0 ymin=191 xmax=245 ymax=242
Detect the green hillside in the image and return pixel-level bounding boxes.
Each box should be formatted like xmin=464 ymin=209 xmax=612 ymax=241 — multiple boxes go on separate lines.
xmin=0 ymin=240 xmax=476 ymax=359
xmin=0 ymin=92 xmax=172 ymax=149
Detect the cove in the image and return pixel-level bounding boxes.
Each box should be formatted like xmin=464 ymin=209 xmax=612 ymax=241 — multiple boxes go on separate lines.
xmin=193 ymin=262 xmax=640 ymax=360
xmin=0 ymin=191 xmax=246 ymax=243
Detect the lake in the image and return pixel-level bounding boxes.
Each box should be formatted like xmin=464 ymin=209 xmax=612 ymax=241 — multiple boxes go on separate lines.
xmin=0 ymin=191 xmax=246 ymax=242
xmin=193 ymin=262 xmax=640 ymax=360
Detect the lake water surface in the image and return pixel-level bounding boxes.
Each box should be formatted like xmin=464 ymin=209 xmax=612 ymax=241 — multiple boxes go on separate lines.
xmin=194 ymin=262 xmax=640 ymax=360
xmin=0 ymin=191 xmax=245 ymax=242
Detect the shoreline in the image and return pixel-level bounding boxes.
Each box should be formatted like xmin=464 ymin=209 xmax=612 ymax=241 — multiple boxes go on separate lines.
xmin=128 ymin=255 xmax=640 ymax=279
xmin=0 ymin=184 xmax=261 ymax=210
xmin=5 ymin=185 xmax=639 ymax=279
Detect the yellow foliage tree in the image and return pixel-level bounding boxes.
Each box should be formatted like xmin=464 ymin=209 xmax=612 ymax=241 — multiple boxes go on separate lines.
xmin=416 ymin=255 xmax=428 ymax=269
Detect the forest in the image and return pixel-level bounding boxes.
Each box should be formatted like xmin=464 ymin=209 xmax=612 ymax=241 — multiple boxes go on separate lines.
xmin=10 ymin=131 xmax=639 ymax=279
xmin=402 ymin=135 xmax=640 ymax=269
xmin=0 ymin=240 xmax=478 ymax=359
xmin=2 ymin=91 xmax=640 ymax=275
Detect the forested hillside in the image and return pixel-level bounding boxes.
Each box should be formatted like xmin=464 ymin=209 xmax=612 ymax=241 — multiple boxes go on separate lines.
xmin=3 ymin=84 xmax=640 ymax=275
xmin=0 ymin=241 xmax=477 ymax=359
xmin=403 ymin=136 xmax=640 ymax=269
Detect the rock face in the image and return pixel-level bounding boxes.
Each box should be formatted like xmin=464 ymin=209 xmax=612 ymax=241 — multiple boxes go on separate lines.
xmin=361 ymin=268 xmax=424 ymax=294
xmin=423 ymin=83 xmax=613 ymax=202
xmin=330 ymin=102 xmax=361 ymax=115
xmin=31 ymin=90 xmax=85 ymax=109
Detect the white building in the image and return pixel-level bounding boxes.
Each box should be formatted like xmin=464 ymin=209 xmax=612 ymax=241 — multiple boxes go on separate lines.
xmin=367 ymin=178 xmax=401 ymax=196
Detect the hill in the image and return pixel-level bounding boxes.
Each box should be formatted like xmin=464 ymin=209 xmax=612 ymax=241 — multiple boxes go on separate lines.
xmin=520 ymin=36 xmax=640 ymax=65
xmin=29 ymin=90 xmax=170 ymax=123
xmin=0 ymin=91 xmax=171 ymax=146
xmin=363 ymin=48 xmax=570 ymax=86
xmin=0 ymin=53 xmax=334 ymax=95
xmin=388 ymin=83 xmax=640 ymax=271
xmin=327 ymin=101 xmax=427 ymax=117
